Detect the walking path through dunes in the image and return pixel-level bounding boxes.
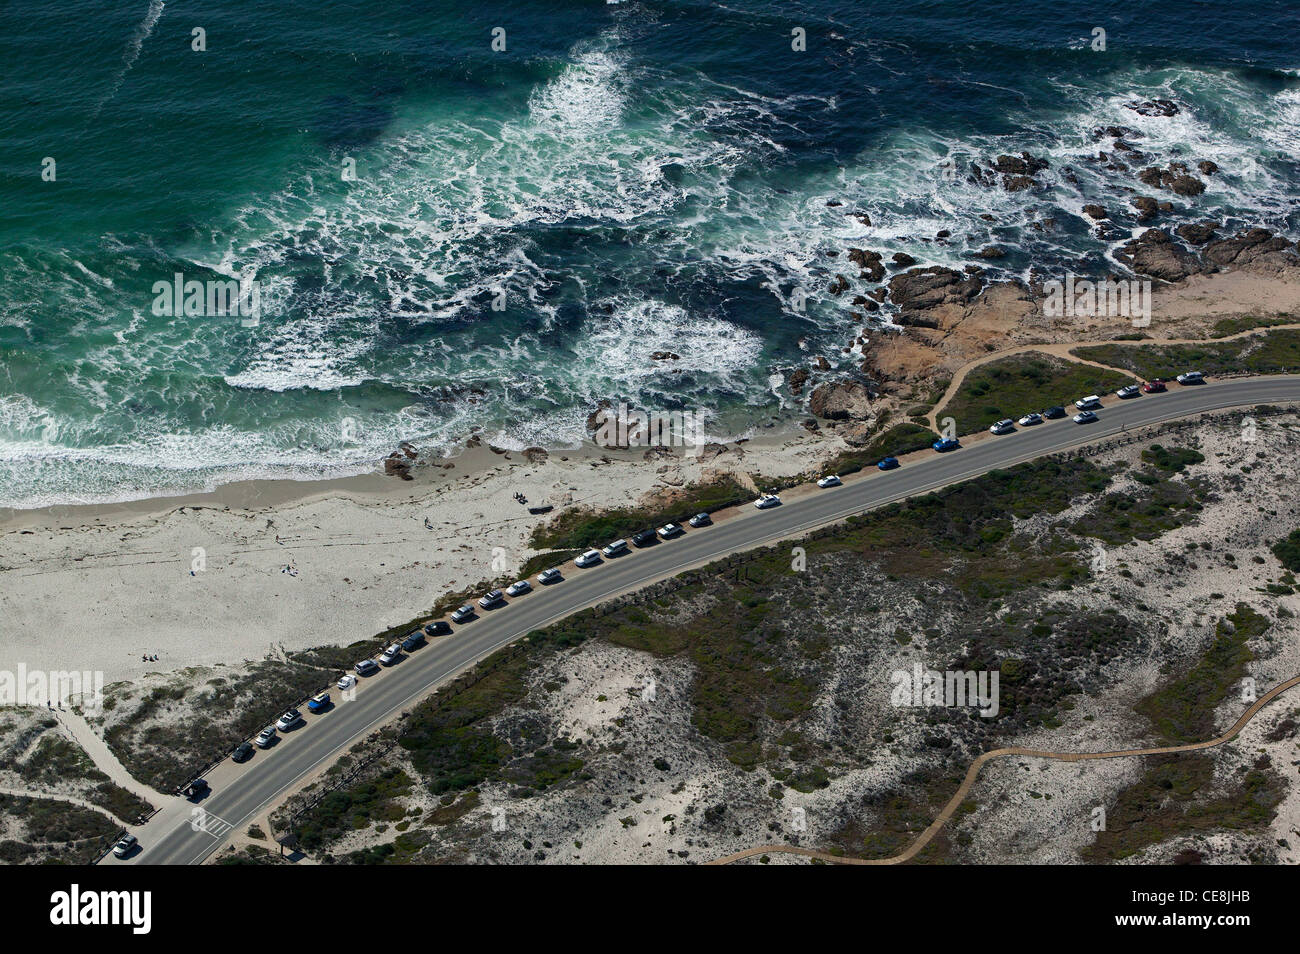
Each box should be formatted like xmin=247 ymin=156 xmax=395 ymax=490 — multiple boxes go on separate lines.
xmin=708 ymin=675 xmax=1300 ymax=866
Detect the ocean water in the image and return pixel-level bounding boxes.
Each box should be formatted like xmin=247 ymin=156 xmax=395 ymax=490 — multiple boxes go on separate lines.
xmin=1 ymin=0 xmax=1298 ymax=508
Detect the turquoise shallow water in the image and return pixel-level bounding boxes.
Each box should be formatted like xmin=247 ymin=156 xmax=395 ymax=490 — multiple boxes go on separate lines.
xmin=1 ymin=0 xmax=1298 ymax=507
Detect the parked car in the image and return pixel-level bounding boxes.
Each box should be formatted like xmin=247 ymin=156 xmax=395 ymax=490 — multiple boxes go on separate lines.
xmin=754 ymin=493 xmax=782 ymax=509
xmin=601 ymin=539 xmax=629 ymax=557
xmin=232 ymin=742 xmax=254 ymax=763
xmin=1116 ymin=384 xmax=1142 ymax=399
xmin=933 ymin=437 xmax=960 ymax=452
xmin=1142 ymin=379 xmax=1167 ymax=394
xmin=688 ymin=512 xmax=712 ymax=528
xmin=401 ymin=630 xmax=426 ymax=651
xmin=255 ymin=726 xmax=277 ymax=748
xmin=306 ymin=691 xmax=331 ymax=713
xmin=379 ymin=643 xmax=402 ymax=666
xmin=538 ymin=567 xmax=563 ymax=584
xmin=478 ymin=589 xmax=505 ymax=609
xmin=817 ymin=474 xmax=842 ymax=488
xmin=337 ymin=673 xmax=357 ymax=691
xmin=112 ymin=834 xmax=138 ymax=859
xmin=425 ymin=620 xmax=452 ymax=636
xmin=1073 ymin=410 xmax=1099 ymax=424
xmin=631 ymin=529 xmax=658 ymax=547
xmin=1075 ymin=395 xmax=1102 ymax=410
xmin=877 ymin=456 xmax=899 ymax=470
xmin=657 ymin=523 xmax=684 ymax=539
xmin=989 ymin=419 xmax=1015 ymax=435
xmin=450 ymin=604 xmax=475 ymax=623
xmin=355 ymin=658 xmax=379 ymax=676
xmin=1176 ymin=370 xmax=1205 ymax=385
xmin=276 ymin=709 xmax=303 ymax=731
xmin=1018 ymin=412 xmax=1043 ymax=427
xmin=1043 ymin=405 xmax=1067 ymax=419
xmin=575 ymin=549 xmax=602 ymax=567
xmin=182 ymin=779 xmax=209 ymax=801
xmin=506 ymin=579 xmax=532 ymax=597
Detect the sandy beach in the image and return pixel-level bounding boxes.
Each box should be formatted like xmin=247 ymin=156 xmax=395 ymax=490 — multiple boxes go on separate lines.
xmin=0 ymin=427 xmax=828 ymax=687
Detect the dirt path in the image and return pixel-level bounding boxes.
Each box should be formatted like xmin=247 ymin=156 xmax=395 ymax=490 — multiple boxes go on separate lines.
xmin=925 ymin=323 xmax=1300 ymax=433
xmin=0 ymin=783 xmax=136 ymax=830
xmin=53 ymin=708 xmax=167 ymax=807
xmin=708 ymin=674 xmax=1300 ymax=866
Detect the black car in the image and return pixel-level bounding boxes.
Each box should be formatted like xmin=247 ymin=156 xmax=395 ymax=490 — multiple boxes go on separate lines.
xmin=425 ymin=620 xmax=452 ymax=636
xmin=1043 ymin=405 xmax=1067 ymax=419
xmin=181 ymin=779 xmax=210 ymax=801
xmin=232 ymin=742 xmax=254 ymax=763
xmin=631 ymin=529 xmax=657 ymax=548
xmin=401 ymin=630 xmax=426 ymax=651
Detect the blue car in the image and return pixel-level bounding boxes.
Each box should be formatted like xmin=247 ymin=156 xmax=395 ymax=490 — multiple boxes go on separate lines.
xmin=877 ymin=456 xmax=899 ymax=470
xmin=306 ymin=692 xmax=330 ymax=714
xmin=932 ymin=438 xmax=960 ymax=452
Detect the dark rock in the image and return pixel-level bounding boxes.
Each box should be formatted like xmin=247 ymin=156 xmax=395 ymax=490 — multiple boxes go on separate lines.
xmin=1126 ymin=98 xmax=1180 ymax=117
xmin=650 ymin=350 xmax=680 ymax=361
xmin=1175 ymin=221 xmax=1220 ymax=245
xmin=976 ymin=245 xmax=1007 ymax=259
xmin=788 ymin=367 xmax=810 ymax=395
xmin=808 ymin=380 xmax=874 ymax=420
xmin=1201 ymin=228 xmax=1299 ymax=269
xmin=1197 ymin=160 xmax=1218 ymax=175
xmin=1002 ymin=174 xmax=1037 ymax=192
xmin=1170 ymin=174 xmax=1205 ymax=196
xmin=887 ymin=266 xmax=984 ymax=310
xmin=891 ymin=252 xmax=917 ymax=267
xmin=1082 ymin=204 xmax=1108 ymax=220
xmin=1132 ymin=195 xmax=1160 ymax=221
xmin=1114 ymin=228 xmax=1203 ymax=282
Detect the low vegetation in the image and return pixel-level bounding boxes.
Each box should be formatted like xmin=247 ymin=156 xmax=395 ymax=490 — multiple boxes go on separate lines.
xmin=943 ymin=355 xmax=1131 ymax=433
xmin=1072 ymin=328 xmax=1300 ymax=379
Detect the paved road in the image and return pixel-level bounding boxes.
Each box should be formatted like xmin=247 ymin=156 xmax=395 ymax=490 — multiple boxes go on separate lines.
xmin=104 ymin=375 xmax=1300 ymax=865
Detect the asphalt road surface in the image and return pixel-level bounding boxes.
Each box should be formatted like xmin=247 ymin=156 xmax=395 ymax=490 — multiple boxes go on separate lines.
xmin=104 ymin=374 xmax=1300 ymax=865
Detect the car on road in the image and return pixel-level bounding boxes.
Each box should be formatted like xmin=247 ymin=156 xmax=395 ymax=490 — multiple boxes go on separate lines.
xmin=989 ymin=419 xmax=1015 ymax=435
xmin=538 ymin=567 xmax=563 ymax=584
xmin=631 ymin=529 xmax=658 ymax=547
xmin=276 ymin=709 xmax=303 ymax=731
xmin=602 ymin=539 xmax=629 ymax=557
xmin=1116 ymin=384 xmax=1141 ymax=399
xmin=401 ymin=630 xmax=426 ymax=652
xmin=451 ymin=604 xmax=476 ymax=623
xmin=817 ymin=474 xmax=842 ymax=488
xmin=688 ymin=512 xmax=712 ymax=528
xmin=379 ymin=643 xmax=402 ymax=666
xmin=575 ymin=549 xmax=602 ymax=567
xmin=337 ymin=673 xmax=357 ymax=691
xmin=1043 ymin=405 xmax=1067 ymax=419
xmin=306 ymin=691 xmax=331 ymax=713
xmin=1018 ymin=412 xmax=1043 ymax=427
xmin=1075 ymin=395 xmax=1102 ymax=410
xmin=478 ymin=589 xmax=505 ymax=609
xmin=1142 ymin=379 xmax=1167 ymax=393
xmin=506 ymin=579 xmax=532 ymax=597
xmin=112 ymin=834 xmax=138 ymax=859
xmin=1073 ymin=410 xmax=1099 ymax=424
xmin=932 ymin=437 xmax=960 ymax=452
xmin=355 ymin=658 xmax=379 ymax=676
xmin=232 ymin=741 xmax=254 ymax=763
xmin=877 ymin=456 xmax=899 ymax=470
xmin=425 ymin=620 xmax=453 ymax=636
xmin=181 ymin=779 xmax=209 ymax=801
xmin=657 ymin=523 xmax=684 ymax=539
xmin=255 ymin=726 xmax=277 ymax=748
xmin=754 ymin=493 xmax=782 ymax=509
xmin=1176 ymin=371 xmax=1205 ymax=385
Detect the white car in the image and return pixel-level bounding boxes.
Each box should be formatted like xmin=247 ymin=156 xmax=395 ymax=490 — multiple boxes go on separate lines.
xmin=450 ymin=604 xmax=475 ymax=623
xmin=337 ymin=673 xmax=356 ymax=691
xmin=538 ymin=567 xmax=563 ymax=584
xmin=657 ymin=523 xmax=684 ymax=539
xmin=378 ymin=643 xmax=402 ymax=666
xmin=355 ymin=658 xmax=379 ymax=676
xmin=275 ymin=709 xmax=303 ymax=731
xmin=255 ymin=726 xmax=277 ymax=748
xmin=1018 ymin=412 xmax=1043 ymax=426
xmin=575 ymin=549 xmax=601 ymax=568
xmin=1176 ymin=371 xmax=1205 ymax=385
xmin=1075 ymin=395 xmax=1102 ymax=410
xmin=478 ymin=589 xmax=504 ymax=609
xmin=601 ymin=539 xmax=628 ymax=558
xmin=754 ymin=494 xmax=782 ymax=509
xmin=506 ymin=580 xmax=531 ymax=597
xmin=989 ymin=419 xmax=1015 ymax=435
xmin=112 ymin=834 xmax=138 ymax=858
xmin=816 ymin=475 xmax=842 ymax=488
xmin=1116 ymin=384 xmax=1142 ymax=399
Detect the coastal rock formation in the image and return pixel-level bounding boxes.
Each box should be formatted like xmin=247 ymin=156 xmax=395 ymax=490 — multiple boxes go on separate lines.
xmin=1126 ymin=98 xmax=1180 ymax=116
xmin=888 ymin=266 xmax=985 ymax=311
xmin=1176 ymin=221 xmax=1220 ymax=245
xmin=808 ymin=380 xmax=874 ymax=420
xmin=1082 ymin=204 xmax=1108 ymax=220
xmin=1200 ymin=228 xmax=1300 ymax=271
xmin=1114 ymin=229 xmax=1204 ymax=282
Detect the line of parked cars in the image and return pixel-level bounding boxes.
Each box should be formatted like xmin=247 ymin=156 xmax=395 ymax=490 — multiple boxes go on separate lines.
xmin=976 ymin=372 xmax=1207 ymax=436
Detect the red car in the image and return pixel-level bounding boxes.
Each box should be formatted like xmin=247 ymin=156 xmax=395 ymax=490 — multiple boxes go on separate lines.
xmin=1141 ymin=379 xmax=1167 ymax=393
